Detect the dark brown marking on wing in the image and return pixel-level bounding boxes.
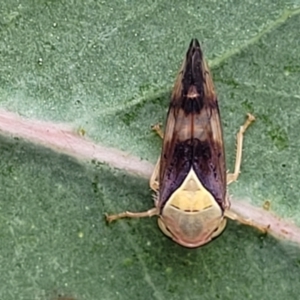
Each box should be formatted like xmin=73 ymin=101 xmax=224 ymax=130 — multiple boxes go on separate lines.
xmin=178 ymin=94 xmax=203 ymax=115
xmin=160 ymin=136 xmax=225 ymax=210
xmin=158 ymin=38 xmax=227 ymax=212
xmin=159 ymin=140 xmax=193 ymax=207
xmin=171 ymin=39 xmax=206 ymax=116
xmin=193 ymin=139 xmax=226 ymax=207
xmin=182 ymin=40 xmax=205 ymax=101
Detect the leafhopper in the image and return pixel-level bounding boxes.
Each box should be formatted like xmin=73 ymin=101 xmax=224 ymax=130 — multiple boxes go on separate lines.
xmin=106 ymin=39 xmax=264 ymax=248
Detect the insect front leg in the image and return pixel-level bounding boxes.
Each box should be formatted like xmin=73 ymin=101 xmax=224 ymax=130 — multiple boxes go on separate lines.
xmin=227 ymin=113 xmax=255 ymax=185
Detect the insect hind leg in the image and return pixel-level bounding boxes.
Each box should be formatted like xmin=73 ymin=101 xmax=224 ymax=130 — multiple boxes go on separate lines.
xmin=224 ymin=209 xmax=270 ymax=233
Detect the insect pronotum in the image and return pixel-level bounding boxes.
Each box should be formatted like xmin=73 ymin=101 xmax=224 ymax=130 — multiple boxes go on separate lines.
xmin=106 ymin=39 xmax=266 ymax=248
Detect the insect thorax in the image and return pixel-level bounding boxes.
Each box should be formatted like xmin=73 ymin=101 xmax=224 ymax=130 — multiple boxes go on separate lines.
xmin=159 ymin=168 xmax=225 ymax=246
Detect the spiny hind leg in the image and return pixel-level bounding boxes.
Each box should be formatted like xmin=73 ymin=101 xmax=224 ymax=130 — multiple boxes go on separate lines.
xmin=227 ymin=113 xmax=255 ymax=185
xmin=224 ymin=209 xmax=269 ymax=233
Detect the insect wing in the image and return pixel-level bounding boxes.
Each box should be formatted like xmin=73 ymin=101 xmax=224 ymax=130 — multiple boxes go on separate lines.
xmin=158 ymin=39 xmax=227 ymax=211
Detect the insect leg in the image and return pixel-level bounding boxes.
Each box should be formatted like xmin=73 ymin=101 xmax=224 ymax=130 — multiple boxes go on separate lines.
xmin=149 ymin=123 xmax=163 ymax=191
xmin=151 ymin=123 xmax=164 ymax=139
xmin=106 ymin=121 xmax=163 ymax=223
xmin=106 ymin=155 xmax=160 ymax=223
xmin=227 ymin=113 xmax=255 ymax=185
xmin=150 ymin=156 xmax=160 ymax=192
xmin=105 ymin=207 xmax=158 ymax=223
xmin=224 ymin=209 xmax=270 ymax=233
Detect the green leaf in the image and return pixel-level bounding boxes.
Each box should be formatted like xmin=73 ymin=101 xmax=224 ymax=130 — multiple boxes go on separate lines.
xmin=1 ymin=1 xmax=300 ymax=299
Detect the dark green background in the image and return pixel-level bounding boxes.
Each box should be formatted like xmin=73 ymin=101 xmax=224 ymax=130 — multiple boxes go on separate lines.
xmin=1 ymin=1 xmax=300 ymax=299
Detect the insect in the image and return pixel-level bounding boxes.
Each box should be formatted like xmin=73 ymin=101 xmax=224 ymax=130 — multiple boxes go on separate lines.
xmin=106 ymin=38 xmax=265 ymax=248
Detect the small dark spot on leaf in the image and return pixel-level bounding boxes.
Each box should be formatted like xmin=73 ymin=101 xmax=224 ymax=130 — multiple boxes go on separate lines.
xmin=284 ymin=65 xmax=300 ymax=73
xmin=139 ymin=83 xmax=152 ymax=93
xmin=123 ymin=257 xmax=133 ymax=267
xmin=241 ymin=98 xmax=254 ymax=112
xmin=215 ymin=77 xmax=239 ymax=88
xmin=267 ymin=126 xmax=289 ymax=151
xmin=92 ymin=174 xmax=99 ymax=194
xmin=119 ymin=99 xmax=145 ymax=126
xmin=74 ymin=99 xmax=82 ymax=106
xmin=260 ymin=114 xmax=289 ymax=151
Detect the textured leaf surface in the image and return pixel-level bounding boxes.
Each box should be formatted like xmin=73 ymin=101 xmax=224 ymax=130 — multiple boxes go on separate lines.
xmin=1 ymin=1 xmax=300 ymax=299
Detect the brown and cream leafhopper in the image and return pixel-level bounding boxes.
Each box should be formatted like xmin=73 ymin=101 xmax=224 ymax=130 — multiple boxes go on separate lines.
xmin=106 ymin=39 xmax=265 ymax=248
